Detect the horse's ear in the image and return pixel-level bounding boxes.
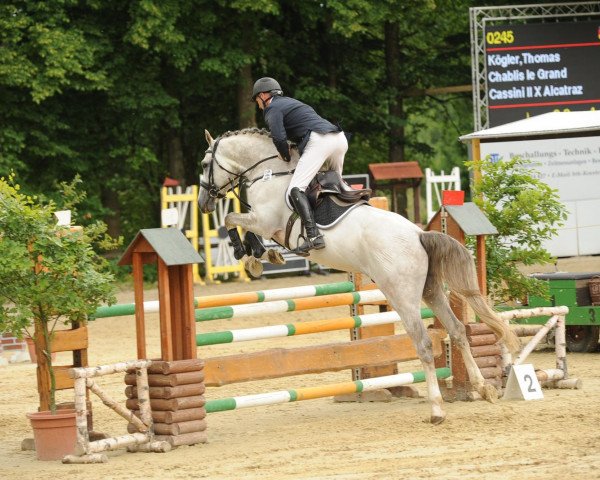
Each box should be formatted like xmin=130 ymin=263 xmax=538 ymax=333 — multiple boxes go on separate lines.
xmin=205 ymin=130 xmax=214 ymax=146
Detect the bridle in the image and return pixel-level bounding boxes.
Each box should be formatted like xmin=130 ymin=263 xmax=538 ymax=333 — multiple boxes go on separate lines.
xmin=200 ymin=137 xmax=240 ymax=200
xmin=199 ymin=136 xmax=294 ymax=209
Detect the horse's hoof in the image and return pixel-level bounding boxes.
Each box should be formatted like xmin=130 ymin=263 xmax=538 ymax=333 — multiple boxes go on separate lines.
xmin=245 ymin=258 xmax=264 ymax=278
xmin=267 ymin=249 xmax=286 ymax=265
xmin=430 ymin=415 xmax=446 ymax=425
xmin=479 ymin=383 xmax=498 ymax=404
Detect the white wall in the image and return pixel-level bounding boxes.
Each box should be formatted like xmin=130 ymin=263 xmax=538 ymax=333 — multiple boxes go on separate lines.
xmin=480 ymin=136 xmax=600 ymax=257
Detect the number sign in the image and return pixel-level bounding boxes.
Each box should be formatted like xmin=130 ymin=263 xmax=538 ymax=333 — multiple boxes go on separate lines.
xmin=503 ymin=364 xmax=544 ymax=401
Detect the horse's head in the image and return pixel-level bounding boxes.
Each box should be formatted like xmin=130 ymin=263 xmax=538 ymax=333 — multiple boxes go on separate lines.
xmin=198 ymin=129 xmax=240 ymax=213
xmin=197 ymin=128 xmax=283 ymax=213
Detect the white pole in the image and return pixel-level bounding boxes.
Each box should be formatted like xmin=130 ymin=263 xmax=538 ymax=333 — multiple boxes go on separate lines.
xmin=513 ymin=315 xmax=559 ymax=365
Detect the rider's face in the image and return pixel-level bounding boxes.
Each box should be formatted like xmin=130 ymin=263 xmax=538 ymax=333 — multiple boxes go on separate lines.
xmin=256 ymin=93 xmax=269 ymax=110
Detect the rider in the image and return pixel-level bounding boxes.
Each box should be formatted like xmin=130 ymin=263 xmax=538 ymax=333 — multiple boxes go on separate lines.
xmin=252 ymin=77 xmax=348 ymax=254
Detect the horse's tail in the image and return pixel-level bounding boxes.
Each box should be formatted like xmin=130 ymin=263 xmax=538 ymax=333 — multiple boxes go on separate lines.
xmin=419 ymin=231 xmax=520 ymax=354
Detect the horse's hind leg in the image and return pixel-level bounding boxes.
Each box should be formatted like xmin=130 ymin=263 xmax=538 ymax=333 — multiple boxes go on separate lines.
xmin=422 ymin=285 xmax=498 ymax=403
xmin=401 ymin=307 xmax=446 ymax=424
xmin=382 ymin=292 xmax=446 ymax=424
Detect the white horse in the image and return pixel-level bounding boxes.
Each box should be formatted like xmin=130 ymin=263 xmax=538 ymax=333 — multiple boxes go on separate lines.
xmin=198 ymin=127 xmax=520 ymax=424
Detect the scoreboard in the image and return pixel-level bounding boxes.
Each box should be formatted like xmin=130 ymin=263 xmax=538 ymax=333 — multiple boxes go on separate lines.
xmin=485 ymin=21 xmax=600 ymax=127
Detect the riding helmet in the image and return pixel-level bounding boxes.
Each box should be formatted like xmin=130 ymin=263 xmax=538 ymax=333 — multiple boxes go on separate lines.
xmin=252 ymin=77 xmax=283 ymax=100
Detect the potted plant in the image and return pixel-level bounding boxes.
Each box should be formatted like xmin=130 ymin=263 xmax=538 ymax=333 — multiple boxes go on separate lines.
xmin=0 ymin=174 xmax=119 ymax=460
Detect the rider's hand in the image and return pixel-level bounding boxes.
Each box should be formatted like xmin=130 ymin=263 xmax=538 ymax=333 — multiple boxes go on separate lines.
xmin=280 ymin=148 xmax=291 ymax=162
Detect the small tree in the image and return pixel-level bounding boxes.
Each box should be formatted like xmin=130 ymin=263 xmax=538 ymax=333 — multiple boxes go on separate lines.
xmin=467 ymin=155 xmax=568 ymax=303
xmin=0 ymin=175 xmax=119 ymax=412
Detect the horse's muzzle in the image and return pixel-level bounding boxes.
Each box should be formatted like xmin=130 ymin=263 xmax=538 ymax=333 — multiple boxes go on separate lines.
xmin=198 ymin=191 xmax=216 ymax=213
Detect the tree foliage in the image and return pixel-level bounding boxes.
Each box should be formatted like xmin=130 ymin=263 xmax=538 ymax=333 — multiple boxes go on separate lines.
xmin=0 ymin=0 xmax=506 ymax=241
xmin=467 ymin=156 xmax=568 ymax=303
xmin=0 ymin=174 xmax=119 ymax=411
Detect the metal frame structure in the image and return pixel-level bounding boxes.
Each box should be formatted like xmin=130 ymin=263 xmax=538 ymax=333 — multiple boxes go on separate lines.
xmin=470 ymin=2 xmax=600 ymax=130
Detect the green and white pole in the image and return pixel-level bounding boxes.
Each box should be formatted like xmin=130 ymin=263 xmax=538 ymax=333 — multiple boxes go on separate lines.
xmin=91 ymin=281 xmax=355 ymax=319
xmin=195 ymin=289 xmax=387 ymax=322
xmin=196 ymin=309 xmax=435 ymax=346
xmin=205 ymin=368 xmax=451 ymax=413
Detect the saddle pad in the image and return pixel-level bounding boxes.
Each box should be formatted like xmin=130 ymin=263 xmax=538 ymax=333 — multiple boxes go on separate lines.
xmin=315 ymin=195 xmax=368 ymax=229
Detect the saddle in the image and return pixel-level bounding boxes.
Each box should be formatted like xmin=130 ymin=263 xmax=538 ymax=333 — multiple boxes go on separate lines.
xmin=284 ymin=171 xmax=371 ymax=251
xmin=305 ymin=171 xmax=371 ymax=211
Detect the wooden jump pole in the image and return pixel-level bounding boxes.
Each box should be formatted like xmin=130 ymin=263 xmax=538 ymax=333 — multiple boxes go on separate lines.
xmin=201 ymin=329 xmax=446 ymax=387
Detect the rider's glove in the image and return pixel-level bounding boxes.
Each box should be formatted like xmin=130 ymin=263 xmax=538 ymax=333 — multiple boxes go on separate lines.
xmin=281 ymin=148 xmax=291 ymax=162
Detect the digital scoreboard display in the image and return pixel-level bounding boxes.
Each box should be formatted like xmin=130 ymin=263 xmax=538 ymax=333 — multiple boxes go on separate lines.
xmin=484 ymin=20 xmax=600 ymax=127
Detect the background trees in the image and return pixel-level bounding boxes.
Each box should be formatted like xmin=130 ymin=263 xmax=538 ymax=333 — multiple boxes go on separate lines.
xmin=1 ymin=0 xmax=495 ymax=241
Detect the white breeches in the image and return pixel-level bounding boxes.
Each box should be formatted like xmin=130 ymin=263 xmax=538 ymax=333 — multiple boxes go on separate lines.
xmin=286 ymin=131 xmax=348 ymax=201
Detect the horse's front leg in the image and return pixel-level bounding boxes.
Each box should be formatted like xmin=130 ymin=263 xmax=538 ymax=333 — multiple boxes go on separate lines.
xmin=243 ymin=232 xmax=286 ymax=266
xmin=243 ymin=231 xmax=266 ymax=258
xmin=225 ymin=212 xmax=285 ymax=278
xmin=226 ymin=226 xmax=247 ymax=261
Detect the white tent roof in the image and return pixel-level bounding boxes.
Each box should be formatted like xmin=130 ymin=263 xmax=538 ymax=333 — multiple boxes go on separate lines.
xmin=459 ymin=111 xmax=600 ymax=141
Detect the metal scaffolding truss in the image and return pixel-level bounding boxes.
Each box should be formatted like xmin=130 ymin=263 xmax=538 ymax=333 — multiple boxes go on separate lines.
xmin=470 ymin=2 xmax=600 ymax=130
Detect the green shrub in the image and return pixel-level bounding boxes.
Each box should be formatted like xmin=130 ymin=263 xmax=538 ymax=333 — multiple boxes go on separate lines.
xmin=467 ymin=155 xmax=568 ymax=303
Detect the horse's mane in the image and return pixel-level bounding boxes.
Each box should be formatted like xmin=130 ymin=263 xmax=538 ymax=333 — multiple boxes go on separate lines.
xmin=217 ymin=127 xmax=272 ymax=141
xmin=217 ymin=127 xmax=298 ymax=154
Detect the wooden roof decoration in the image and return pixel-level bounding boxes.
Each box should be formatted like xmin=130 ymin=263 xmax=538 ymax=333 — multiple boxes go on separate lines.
xmin=369 ymin=162 xmax=424 ymax=181
xmin=431 ymin=202 xmax=498 ymax=236
xmin=118 ymin=228 xmax=203 ymax=266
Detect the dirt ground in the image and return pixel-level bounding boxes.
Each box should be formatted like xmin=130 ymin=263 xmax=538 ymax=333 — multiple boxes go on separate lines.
xmin=1 ymin=256 xmax=600 ymax=479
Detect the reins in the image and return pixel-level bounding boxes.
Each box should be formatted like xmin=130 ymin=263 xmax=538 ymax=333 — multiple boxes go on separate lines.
xmin=200 ymin=135 xmax=294 ymax=210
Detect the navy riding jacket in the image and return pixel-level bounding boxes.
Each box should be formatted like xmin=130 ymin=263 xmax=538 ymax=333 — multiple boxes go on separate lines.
xmin=263 ymin=96 xmax=340 ymax=162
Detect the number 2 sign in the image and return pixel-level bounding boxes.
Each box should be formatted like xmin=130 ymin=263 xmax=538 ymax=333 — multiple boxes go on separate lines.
xmin=503 ymin=364 xmax=544 ymax=401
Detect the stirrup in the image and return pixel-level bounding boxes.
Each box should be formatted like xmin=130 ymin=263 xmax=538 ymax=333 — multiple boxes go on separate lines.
xmin=307 ymin=235 xmax=325 ymax=250
xmin=294 ymin=234 xmax=325 ymax=256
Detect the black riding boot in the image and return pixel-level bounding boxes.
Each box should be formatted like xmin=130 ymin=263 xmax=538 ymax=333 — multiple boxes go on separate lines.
xmin=289 ymin=187 xmax=325 ymax=255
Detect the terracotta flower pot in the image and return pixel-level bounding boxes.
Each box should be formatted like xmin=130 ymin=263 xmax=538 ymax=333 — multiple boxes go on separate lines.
xmin=25 ymin=337 xmax=56 ymax=364
xmin=26 ymin=409 xmax=77 ymax=461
